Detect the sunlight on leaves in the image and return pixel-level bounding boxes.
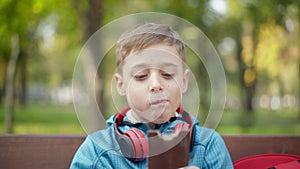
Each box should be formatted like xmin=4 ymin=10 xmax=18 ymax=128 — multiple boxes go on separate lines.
xmin=254 ymin=20 xmax=284 ymax=78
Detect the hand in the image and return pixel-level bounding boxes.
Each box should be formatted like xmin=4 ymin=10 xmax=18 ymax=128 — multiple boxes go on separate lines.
xmin=178 ymin=166 xmax=200 ymax=169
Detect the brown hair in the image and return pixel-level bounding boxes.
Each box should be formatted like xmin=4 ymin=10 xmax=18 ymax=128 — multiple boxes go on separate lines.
xmin=116 ymin=23 xmax=186 ymax=70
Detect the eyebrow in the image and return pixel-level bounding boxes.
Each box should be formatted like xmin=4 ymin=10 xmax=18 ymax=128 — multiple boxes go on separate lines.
xmin=133 ymin=62 xmax=178 ymax=68
xmin=160 ymin=62 xmax=178 ymax=68
xmin=131 ymin=62 xmax=178 ymax=71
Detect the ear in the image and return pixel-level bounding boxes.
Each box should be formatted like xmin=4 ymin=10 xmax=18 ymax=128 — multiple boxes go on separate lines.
xmin=114 ymin=73 xmax=126 ymax=96
xmin=181 ymin=69 xmax=190 ymax=93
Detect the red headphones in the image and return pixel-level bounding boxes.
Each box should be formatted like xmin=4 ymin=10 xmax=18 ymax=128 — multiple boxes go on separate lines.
xmin=114 ymin=107 xmax=195 ymax=162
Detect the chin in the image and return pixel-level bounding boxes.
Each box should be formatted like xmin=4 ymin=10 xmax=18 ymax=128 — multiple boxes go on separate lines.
xmin=145 ymin=109 xmax=175 ymax=123
xmin=155 ymin=115 xmax=173 ymax=124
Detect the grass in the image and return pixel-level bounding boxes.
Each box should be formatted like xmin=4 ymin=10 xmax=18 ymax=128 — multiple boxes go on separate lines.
xmin=0 ymin=103 xmax=299 ymax=134
xmin=217 ymin=108 xmax=300 ymax=134
xmin=0 ymin=103 xmax=84 ymax=134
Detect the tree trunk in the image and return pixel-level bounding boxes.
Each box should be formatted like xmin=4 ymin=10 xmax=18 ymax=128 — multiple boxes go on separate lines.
xmin=244 ymin=85 xmax=255 ymax=112
xmin=5 ymin=34 xmax=20 ymax=133
xmin=236 ymin=38 xmax=244 ymax=107
xmin=0 ymin=78 xmax=5 ymax=104
xmin=236 ymin=36 xmax=256 ymax=127
xmin=82 ymin=0 xmax=106 ymax=116
xmin=74 ymin=0 xmax=105 ymax=132
xmin=19 ymin=52 xmax=27 ymax=105
xmin=298 ymin=53 xmax=300 ymax=120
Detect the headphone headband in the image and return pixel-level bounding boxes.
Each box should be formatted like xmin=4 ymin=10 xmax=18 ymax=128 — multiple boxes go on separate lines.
xmin=114 ymin=107 xmax=195 ymax=162
xmin=115 ymin=107 xmax=192 ymax=125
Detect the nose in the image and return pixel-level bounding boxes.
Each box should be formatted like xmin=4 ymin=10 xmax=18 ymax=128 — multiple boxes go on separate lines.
xmin=149 ymin=73 xmax=163 ymax=92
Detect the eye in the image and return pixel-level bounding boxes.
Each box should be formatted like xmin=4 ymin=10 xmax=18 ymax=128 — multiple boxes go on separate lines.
xmin=134 ymin=74 xmax=148 ymax=81
xmin=162 ymin=72 xmax=174 ymax=79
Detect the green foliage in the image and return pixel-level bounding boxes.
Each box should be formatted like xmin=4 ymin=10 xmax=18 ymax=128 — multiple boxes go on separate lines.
xmin=0 ymin=0 xmax=81 ymax=86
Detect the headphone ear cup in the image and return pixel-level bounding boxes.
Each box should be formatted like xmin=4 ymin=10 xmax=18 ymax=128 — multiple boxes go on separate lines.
xmin=124 ymin=129 xmax=148 ymax=161
xmin=117 ymin=133 xmax=136 ymax=160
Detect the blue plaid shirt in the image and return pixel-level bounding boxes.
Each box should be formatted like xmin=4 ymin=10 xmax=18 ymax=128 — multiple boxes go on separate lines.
xmin=70 ymin=113 xmax=233 ymax=169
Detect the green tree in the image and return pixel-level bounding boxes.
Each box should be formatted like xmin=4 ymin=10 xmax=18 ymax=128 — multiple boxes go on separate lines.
xmin=0 ymin=0 xmax=54 ymax=132
xmin=0 ymin=0 xmax=80 ymax=133
xmin=224 ymin=0 xmax=300 ymax=124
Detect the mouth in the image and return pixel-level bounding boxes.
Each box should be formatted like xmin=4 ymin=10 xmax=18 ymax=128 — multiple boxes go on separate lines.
xmin=150 ymin=99 xmax=169 ymax=105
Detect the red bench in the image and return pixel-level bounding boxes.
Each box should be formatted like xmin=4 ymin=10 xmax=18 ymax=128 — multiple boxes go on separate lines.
xmin=0 ymin=134 xmax=299 ymax=169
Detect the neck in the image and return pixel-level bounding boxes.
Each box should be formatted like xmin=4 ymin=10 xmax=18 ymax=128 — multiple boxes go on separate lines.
xmin=127 ymin=110 xmax=156 ymax=127
xmin=126 ymin=109 xmax=178 ymax=128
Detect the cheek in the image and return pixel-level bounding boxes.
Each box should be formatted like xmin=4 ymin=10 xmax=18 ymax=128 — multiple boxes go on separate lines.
xmin=165 ymin=79 xmax=183 ymax=93
xmin=127 ymin=81 xmax=145 ymax=93
xmin=166 ymin=81 xmax=183 ymax=102
xmin=126 ymin=83 xmax=147 ymax=105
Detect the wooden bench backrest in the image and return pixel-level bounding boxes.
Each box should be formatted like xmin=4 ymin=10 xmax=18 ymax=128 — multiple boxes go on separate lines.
xmin=222 ymin=135 xmax=300 ymax=162
xmin=0 ymin=135 xmax=299 ymax=169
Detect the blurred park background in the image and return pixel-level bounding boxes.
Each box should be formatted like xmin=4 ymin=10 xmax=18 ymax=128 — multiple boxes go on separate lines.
xmin=0 ymin=0 xmax=299 ymax=134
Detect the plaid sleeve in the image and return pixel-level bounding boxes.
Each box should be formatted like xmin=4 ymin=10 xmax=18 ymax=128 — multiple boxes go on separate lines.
xmin=189 ymin=126 xmax=234 ymax=169
xmin=70 ymin=136 xmax=99 ymax=169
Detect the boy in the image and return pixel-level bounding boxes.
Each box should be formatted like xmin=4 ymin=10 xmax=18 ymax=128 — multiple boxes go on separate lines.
xmin=70 ymin=23 xmax=233 ymax=169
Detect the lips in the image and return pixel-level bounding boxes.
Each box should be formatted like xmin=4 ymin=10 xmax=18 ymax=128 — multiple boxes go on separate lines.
xmin=150 ymin=99 xmax=169 ymax=105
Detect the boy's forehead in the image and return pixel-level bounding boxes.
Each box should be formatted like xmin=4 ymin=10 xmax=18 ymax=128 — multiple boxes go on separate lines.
xmin=123 ymin=47 xmax=183 ymax=69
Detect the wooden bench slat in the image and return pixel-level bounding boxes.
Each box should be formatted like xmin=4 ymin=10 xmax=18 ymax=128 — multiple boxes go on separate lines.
xmin=222 ymin=135 xmax=300 ymax=161
xmin=0 ymin=135 xmax=85 ymax=169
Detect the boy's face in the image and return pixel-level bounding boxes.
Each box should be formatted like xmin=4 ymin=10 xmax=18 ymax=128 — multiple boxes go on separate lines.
xmin=115 ymin=44 xmax=190 ymax=124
